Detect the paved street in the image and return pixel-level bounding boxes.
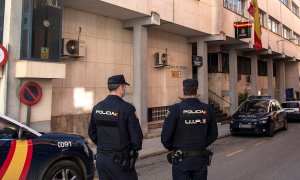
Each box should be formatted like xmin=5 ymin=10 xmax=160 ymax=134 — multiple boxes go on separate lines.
xmin=136 ymin=122 xmax=300 ymax=180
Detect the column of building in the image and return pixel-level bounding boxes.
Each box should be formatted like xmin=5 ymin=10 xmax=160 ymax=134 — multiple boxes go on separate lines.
xmin=267 ymin=58 xmax=274 ymax=97
xmin=1 ymin=0 xmax=22 ymax=118
xmin=123 ymin=13 xmax=160 ymax=136
xmin=229 ymin=49 xmax=238 ymax=114
xmin=251 ymin=55 xmax=258 ymax=96
xmin=196 ymin=40 xmax=208 ymax=103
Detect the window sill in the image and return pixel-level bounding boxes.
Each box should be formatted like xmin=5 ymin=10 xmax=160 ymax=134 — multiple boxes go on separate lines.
xmin=16 ymin=60 xmax=66 ymax=79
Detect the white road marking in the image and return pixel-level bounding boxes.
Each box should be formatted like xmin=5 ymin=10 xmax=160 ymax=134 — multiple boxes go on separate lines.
xmin=254 ymin=140 xmax=265 ymax=146
xmin=226 ymin=149 xmax=245 ymax=157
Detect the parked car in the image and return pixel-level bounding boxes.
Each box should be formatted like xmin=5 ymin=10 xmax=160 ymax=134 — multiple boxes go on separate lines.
xmin=230 ymin=96 xmax=288 ymax=137
xmin=0 ymin=114 xmax=95 ymax=180
xmin=281 ymin=101 xmax=300 ymax=121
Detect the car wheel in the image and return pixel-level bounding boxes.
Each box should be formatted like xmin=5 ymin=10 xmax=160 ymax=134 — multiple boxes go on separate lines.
xmin=43 ymin=160 xmax=84 ymax=180
xmin=283 ymin=118 xmax=288 ymax=130
xmin=268 ymin=122 xmax=275 ymax=137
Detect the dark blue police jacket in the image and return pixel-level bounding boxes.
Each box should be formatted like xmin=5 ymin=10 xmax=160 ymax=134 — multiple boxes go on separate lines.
xmin=161 ymin=98 xmax=218 ymax=151
xmin=88 ymin=95 xmax=143 ymax=152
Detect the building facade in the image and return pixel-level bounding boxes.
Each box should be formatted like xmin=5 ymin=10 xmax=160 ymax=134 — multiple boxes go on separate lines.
xmin=0 ymin=0 xmax=300 ymax=137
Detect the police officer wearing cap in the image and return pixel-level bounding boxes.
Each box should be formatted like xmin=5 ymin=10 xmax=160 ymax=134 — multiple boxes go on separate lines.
xmin=88 ymin=74 xmax=143 ymax=180
xmin=161 ymin=79 xmax=218 ymax=180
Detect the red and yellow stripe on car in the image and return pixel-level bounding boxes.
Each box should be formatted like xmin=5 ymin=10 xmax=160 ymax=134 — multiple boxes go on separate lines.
xmin=0 ymin=140 xmax=33 ymax=180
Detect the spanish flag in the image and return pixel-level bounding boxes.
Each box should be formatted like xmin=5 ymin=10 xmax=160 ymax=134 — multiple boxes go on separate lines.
xmin=248 ymin=0 xmax=262 ymax=51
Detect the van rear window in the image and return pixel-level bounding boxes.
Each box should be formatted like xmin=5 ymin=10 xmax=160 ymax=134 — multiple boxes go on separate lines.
xmin=281 ymin=103 xmax=299 ymax=108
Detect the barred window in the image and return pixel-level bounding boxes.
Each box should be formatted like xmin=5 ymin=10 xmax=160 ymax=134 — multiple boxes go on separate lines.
xmin=21 ymin=0 xmax=63 ymax=61
xmin=258 ymin=60 xmax=267 ymax=76
xmin=237 ymin=56 xmax=251 ymax=75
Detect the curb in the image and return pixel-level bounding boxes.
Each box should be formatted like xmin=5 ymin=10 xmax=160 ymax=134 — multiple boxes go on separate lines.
xmin=138 ymin=132 xmax=232 ymax=159
xmin=139 ymin=149 xmax=169 ymax=159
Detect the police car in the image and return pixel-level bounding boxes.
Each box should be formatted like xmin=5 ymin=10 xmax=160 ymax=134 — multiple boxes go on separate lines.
xmin=230 ymin=96 xmax=288 ymax=137
xmin=0 ymin=114 xmax=94 ymax=180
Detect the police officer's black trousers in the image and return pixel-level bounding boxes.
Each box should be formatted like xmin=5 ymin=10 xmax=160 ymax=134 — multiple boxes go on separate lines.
xmin=172 ymin=156 xmax=208 ymax=180
xmin=96 ymin=153 xmax=138 ymax=180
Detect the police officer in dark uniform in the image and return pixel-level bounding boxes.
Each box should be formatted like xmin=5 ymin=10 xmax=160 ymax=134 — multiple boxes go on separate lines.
xmin=88 ymin=74 xmax=143 ymax=180
xmin=161 ymin=79 xmax=218 ymax=180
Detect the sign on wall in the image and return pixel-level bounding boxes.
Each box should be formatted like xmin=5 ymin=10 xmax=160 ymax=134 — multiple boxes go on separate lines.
xmin=0 ymin=44 xmax=8 ymax=67
xmin=234 ymin=22 xmax=252 ymax=39
xmin=19 ymin=82 xmax=43 ymax=106
xmin=192 ymin=55 xmax=203 ymax=67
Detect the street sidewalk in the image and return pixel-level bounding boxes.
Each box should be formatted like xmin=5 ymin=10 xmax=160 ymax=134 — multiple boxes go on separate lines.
xmin=89 ymin=123 xmax=231 ymax=159
xmin=92 ymin=123 xmax=230 ymax=179
xmin=139 ymin=123 xmax=230 ymax=159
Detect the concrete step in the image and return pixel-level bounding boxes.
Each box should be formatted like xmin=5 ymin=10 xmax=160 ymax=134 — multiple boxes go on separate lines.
xmin=146 ymin=128 xmax=162 ymax=139
xmin=148 ymin=120 xmax=164 ymax=129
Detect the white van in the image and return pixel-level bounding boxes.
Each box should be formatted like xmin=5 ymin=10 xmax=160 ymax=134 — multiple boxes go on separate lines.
xmin=281 ymin=101 xmax=300 ymax=120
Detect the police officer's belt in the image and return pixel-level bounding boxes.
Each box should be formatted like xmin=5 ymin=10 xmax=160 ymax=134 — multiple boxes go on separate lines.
xmin=182 ymin=149 xmax=207 ymax=157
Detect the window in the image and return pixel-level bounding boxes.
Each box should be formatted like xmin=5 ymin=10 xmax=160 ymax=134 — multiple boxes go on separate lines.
xmin=258 ymin=60 xmax=267 ymax=76
xmin=283 ymin=26 xmax=291 ymax=39
xmin=292 ymin=32 xmax=300 ymax=45
xmin=224 ymin=0 xmax=245 ymax=15
xmin=0 ymin=0 xmax=4 ymax=44
xmin=259 ymin=11 xmax=266 ymax=28
xmin=281 ymin=0 xmax=289 ymax=6
xmin=0 ymin=118 xmax=18 ymax=140
xmin=237 ymin=56 xmax=251 ymax=75
xmin=208 ymin=53 xmax=219 ymax=73
xmin=292 ymin=2 xmax=299 ymax=15
xmin=268 ymin=17 xmax=279 ymax=34
xmin=21 ymin=0 xmax=63 ymax=61
xmin=221 ymin=53 xmax=229 ymax=73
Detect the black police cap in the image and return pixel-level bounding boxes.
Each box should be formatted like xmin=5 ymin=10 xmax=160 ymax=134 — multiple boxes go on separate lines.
xmin=183 ymin=79 xmax=198 ymax=88
xmin=108 ymin=75 xmax=130 ymax=86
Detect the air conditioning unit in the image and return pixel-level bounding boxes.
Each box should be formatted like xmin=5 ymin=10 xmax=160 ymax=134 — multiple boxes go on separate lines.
xmin=153 ymin=52 xmax=163 ymax=68
xmin=245 ymin=75 xmax=251 ymax=84
xmin=161 ymin=53 xmax=168 ymax=66
xmin=62 ymin=38 xmax=85 ymax=58
xmin=153 ymin=52 xmax=169 ymax=68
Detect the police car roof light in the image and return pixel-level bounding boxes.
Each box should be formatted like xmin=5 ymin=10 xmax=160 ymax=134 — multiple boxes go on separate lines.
xmin=248 ymin=96 xmax=272 ymax=100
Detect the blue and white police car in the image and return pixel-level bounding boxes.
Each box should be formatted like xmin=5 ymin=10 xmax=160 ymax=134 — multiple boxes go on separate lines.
xmin=230 ymin=96 xmax=288 ymax=137
xmin=0 ymin=114 xmax=95 ymax=180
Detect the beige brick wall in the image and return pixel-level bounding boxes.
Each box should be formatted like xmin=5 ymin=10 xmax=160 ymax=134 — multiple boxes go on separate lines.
xmin=147 ymin=29 xmax=192 ymax=107
xmin=52 ymin=8 xmax=134 ymax=117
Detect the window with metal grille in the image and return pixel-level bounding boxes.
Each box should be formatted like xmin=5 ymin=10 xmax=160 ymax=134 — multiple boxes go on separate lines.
xmin=258 ymin=60 xmax=267 ymax=76
xmin=21 ymin=0 xmax=63 ymax=61
xmin=237 ymin=56 xmax=251 ymax=75
xmin=0 ymin=0 xmax=4 ymax=44
xmin=148 ymin=106 xmax=170 ymax=122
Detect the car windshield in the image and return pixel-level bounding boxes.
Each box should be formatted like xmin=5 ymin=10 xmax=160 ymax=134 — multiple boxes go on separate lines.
xmin=281 ymin=102 xmax=299 ymax=108
xmin=238 ymin=100 xmax=269 ymax=113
